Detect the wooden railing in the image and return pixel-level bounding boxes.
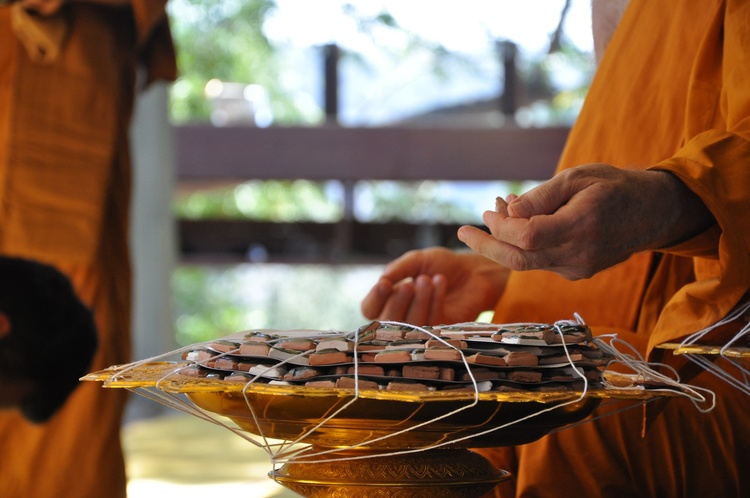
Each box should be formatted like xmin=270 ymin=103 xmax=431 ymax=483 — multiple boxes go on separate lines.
xmin=174 ymin=125 xmax=569 ymax=264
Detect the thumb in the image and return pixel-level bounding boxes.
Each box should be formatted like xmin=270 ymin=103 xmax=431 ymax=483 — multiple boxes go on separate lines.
xmin=507 ymin=178 xmax=569 ymax=218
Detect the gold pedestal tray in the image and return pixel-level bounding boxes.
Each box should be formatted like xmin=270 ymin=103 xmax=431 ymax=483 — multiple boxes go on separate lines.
xmin=84 ymin=362 xmax=676 ymax=497
xmin=656 ymin=342 xmax=750 ymax=358
xmin=271 ymin=447 xmax=510 ymax=498
xmin=186 ymin=387 xmax=600 ymax=449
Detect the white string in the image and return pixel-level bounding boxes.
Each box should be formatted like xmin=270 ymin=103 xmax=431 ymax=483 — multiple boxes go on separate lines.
xmin=594 ymin=335 xmax=716 ymax=413
xmin=128 ymin=384 xmax=277 ymax=453
xmin=269 ymin=319 xmax=598 ymax=465
xmin=106 ymin=316 xmax=716 ymax=468
xmin=113 ymin=341 xmax=292 ymax=456
xmin=676 ymin=299 xmax=750 ymax=395
xmin=270 ymin=321 xmax=485 ymax=464
xmin=544 ymin=397 xmax=657 ymax=436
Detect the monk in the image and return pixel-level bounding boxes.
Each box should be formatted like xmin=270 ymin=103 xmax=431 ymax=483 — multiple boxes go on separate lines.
xmin=361 ymin=0 xmax=750 ymax=496
xmin=0 ymin=1 xmax=174 ymax=497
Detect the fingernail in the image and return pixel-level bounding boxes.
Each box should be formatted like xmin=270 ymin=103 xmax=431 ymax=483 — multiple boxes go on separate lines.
xmin=495 ymin=196 xmax=509 ymax=215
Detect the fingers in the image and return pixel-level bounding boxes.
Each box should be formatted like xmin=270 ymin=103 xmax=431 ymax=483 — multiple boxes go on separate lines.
xmin=461 ymin=164 xmax=647 ymax=280
xmin=380 ymin=250 xmax=427 ymax=284
xmin=404 ymin=275 xmax=434 ymax=325
xmin=486 ymin=202 xmax=585 ymax=252
xmin=361 ymin=251 xmax=424 ymax=320
xmin=483 ymin=211 xmax=526 ymax=245
xmin=360 ymin=277 xmax=393 ymax=319
xmin=361 ymin=273 xmax=444 ymax=325
xmin=495 ymin=196 xmax=509 ymax=216
xmin=507 ymin=175 xmax=573 ymax=219
xmin=377 ymin=279 xmax=416 ymax=322
xmin=458 ymin=225 xmax=534 ymax=271
xmin=378 ymin=275 xmax=437 ymax=325
xmin=428 ymin=274 xmax=448 ymax=325
xmin=460 ymin=215 xmax=603 ymax=280
xmin=486 ymin=196 xmax=538 ymax=248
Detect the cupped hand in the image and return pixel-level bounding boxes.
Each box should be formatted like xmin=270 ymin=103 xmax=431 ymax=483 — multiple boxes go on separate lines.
xmin=458 ymin=163 xmax=713 ymax=280
xmin=360 ymin=247 xmax=509 ymax=326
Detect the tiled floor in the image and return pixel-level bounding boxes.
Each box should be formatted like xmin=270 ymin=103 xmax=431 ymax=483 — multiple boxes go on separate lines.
xmin=122 ymin=412 xmax=299 ymax=498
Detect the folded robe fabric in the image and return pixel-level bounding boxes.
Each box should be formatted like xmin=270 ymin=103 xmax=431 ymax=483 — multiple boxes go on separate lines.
xmin=10 ymin=3 xmax=68 ymax=64
xmin=0 ymin=2 xmax=175 ymax=497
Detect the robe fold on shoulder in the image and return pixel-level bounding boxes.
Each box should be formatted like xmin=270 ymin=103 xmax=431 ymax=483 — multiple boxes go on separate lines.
xmin=480 ymin=0 xmax=750 ymax=496
xmin=0 ymin=2 xmax=174 ymax=497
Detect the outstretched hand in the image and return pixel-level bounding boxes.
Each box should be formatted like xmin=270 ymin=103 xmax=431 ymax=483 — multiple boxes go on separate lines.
xmin=458 ymin=164 xmax=713 ymax=280
xmin=361 ymin=247 xmax=509 ymax=326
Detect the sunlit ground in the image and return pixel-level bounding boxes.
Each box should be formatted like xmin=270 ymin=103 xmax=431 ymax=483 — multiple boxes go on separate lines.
xmin=123 ymin=413 xmax=299 ymax=498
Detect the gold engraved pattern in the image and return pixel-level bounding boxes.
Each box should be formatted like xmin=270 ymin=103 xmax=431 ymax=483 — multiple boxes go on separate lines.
xmin=272 ymin=447 xmax=509 ymax=498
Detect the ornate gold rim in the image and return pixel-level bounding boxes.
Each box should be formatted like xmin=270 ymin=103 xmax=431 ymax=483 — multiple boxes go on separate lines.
xmin=268 ymin=471 xmax=511 ymax=487
xmin=656 ymin=342 xmax=750 ymax=358
xmin=83 ymin=362 xmax=679 ymax=402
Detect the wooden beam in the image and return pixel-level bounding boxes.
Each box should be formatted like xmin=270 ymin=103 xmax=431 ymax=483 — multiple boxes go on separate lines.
xmin=174 ymin=125 xmax=568 ymax=182
xmin=173 ymin=125 xmax=569 ymax=262
xmin=178 ymin=219 xmax=477 ymax=264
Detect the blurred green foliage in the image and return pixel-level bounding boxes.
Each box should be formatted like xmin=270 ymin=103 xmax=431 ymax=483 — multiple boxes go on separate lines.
xmin=172 ymin=264 xmax=384 ymax=345
xmin=175 ymin=179 xmax=342 ymax=221
xmin=166 ymin=1 xmax=593 ymax=345
xmin=168 ymin=0 xmax=310 ymax=124
xmin=167 ymin=1 xmax=593 ymax=126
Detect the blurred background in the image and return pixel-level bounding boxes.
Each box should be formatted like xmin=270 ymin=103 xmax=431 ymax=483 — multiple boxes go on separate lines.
xmin=125 ymin=1 xmax=595 ymax=495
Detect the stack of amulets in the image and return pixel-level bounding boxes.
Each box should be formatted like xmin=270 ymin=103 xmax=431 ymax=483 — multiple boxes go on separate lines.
xmin=180 ymin=321 xmax=612 ymax=393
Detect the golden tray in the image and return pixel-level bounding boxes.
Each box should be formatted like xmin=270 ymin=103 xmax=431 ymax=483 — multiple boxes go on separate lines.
xmin=85 ymin=361 xmax=672 ymax=450
xmin=656 ymin=342 xmax=750 ymax=358
xmin=85 ymin=360 xmax=688 ymax=497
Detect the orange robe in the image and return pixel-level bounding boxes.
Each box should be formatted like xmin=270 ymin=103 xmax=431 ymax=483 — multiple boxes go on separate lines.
xmin=0 ymin=3 xmax=174 ymax=497
xmin=479 ymin=0 xmax=750 ymax=496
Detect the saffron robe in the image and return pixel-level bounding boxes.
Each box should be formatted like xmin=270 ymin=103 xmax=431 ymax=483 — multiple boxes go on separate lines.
xmin=0 ymin=3 xmax=174 ymax=497
xmin=479 ymin=0 xmax=750 ymax=496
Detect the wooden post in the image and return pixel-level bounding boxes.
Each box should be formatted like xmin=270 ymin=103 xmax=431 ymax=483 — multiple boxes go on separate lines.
xmin=323 ymin=43 xmax=340 ymax=123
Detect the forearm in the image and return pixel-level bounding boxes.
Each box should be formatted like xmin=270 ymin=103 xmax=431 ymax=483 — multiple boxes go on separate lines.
xmin=647 ymin=169 xmax=716 ymax=251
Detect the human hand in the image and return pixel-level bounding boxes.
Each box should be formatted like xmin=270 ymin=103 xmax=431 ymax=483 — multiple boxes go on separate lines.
xmin=361 ymin=247 xmax=508 ymax=325
xmin=457 ymin=163 xmax=713 ymax=280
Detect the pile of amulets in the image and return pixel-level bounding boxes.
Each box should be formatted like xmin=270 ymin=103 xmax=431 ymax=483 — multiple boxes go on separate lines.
xmin=179 ymin=321 xmax=612 ymax=393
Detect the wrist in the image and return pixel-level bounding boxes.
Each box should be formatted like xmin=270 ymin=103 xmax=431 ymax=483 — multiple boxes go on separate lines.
xmin=650 ymin=169 xmax=714 ymax=249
